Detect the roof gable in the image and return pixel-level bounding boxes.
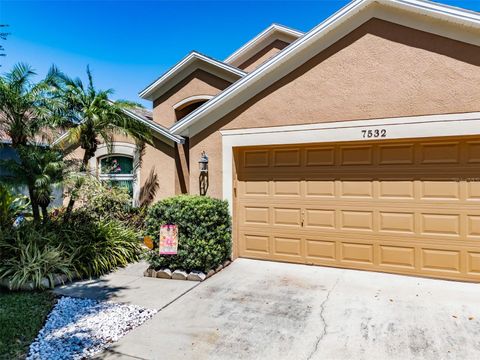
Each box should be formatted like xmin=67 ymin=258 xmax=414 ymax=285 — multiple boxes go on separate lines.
xmin=169 ymin=0 xmax=480 ymax=137
xmin=224 ymin=24 xmax=304 ymax=68
xmin=139 ymin=52 xmax=245 ymax=101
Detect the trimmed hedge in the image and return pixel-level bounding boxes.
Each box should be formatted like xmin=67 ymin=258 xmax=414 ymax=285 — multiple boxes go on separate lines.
xmin=145 ymin=195 xmax=231 ymax=273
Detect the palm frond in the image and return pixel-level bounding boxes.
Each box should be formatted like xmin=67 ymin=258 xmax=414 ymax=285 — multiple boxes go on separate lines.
xmin=4 ymin=62 xmax=36 ymax=89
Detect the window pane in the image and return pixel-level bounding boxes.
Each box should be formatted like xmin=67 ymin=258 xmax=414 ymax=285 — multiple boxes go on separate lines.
xmin=100 ymin=156 xmax=133 ymax=174
xmin=106 ymin=180 xmax=133 ymax=196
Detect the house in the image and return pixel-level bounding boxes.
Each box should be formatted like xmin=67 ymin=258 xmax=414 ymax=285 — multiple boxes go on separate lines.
xmin=72 ymin=0 xmax=480 ymax=282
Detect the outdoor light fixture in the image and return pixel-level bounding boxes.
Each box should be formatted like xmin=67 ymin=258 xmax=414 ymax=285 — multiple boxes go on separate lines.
xmin=199 ymin=151 xmax=209 ymax=173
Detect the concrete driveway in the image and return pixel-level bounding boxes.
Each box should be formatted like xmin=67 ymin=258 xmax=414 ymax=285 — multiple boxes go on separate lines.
xmin=99 ymin=259 xmax=480 ymax=360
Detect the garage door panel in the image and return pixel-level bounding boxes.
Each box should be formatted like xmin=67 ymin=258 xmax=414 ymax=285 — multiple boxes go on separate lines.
xmin=305 ymin=147 xmax=335 ymax=166
xmin=420 ymin=213 xmax=460 ymax=236
xmin=305 ymin=209 xmax=336 ymax=229
xmin=240 ymin=233 xmax=271 ymax=256
xmin=466 ymin=141 xmax=480 ymax=163
xmin=378 ymin=245 xmax=416 ymax=269
xmin=305 ymin=179 xmax=335 ymax=197
xmin=243 ymin=150 xmax=269 ymax=168
xmin=467 ymin=252 xmax=480 ymax=275
xmin=305 ymin=239 xmax=337 ymax=262
xmin=273 ymin=236 xmax=303 ymax=259
xmin=379 ymin=212 xmax=415 ymax=233
xmin=420 ymin=248 xmax=461 ymax=273
xmin=420 ymin=142 xmax=460 ymax=164
xmin=340 ymin=210 xmax=374 ymax=231
xmin=241 ymin=179 xmax=270 ymax=196
xmin=378 ymin=180 xmax=415 ymax=199
xmin=466 ymin=182 xmax=480 ymax=200
xmin=467 ymin=215 xmax=480 ymax=237
xmin=242 ymin=206 xmax=270 ymax=226
xmin=236 ymin=137 xmax=480 ymax=281
xmin=273 ymin=207 xmax=302 ymax=227
xmin=341 ymin=146 xmax=373 ymax=165
xmin=273 ymin=180 xmax=301 ymax=196
xmin=340 ymin=180 xmax=373 ymax=198
xmin=340 ymin=242 xmax=374 ymax=264
xmin=273 ymin=148 xmax=301 ymax=167
xmin=420 ymin=181 xmax=460 ymax=200
xmin=378 ymin=144 xmax=415 ymax=165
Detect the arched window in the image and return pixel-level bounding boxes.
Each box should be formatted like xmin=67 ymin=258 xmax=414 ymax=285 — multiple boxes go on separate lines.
xmin=173 ymin=95 xmax=213 ymax=121
xmin=99 ymin=155 xmax=134 ymax=195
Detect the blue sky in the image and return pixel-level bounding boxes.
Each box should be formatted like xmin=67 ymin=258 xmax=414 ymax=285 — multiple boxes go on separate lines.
xmin=1 ymin=0 xmax=479 ymax=107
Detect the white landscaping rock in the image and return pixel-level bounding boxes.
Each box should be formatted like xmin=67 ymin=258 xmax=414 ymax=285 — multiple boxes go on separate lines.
xmin=187 ymin=271 xmax=206 ymax=282
xmin=143 ymin=268 xmax=154 ymax=277
xmin=156 ymin=269 xmax=172 ymax=279
xmin=27 ymin=296 xmax=157 ymax=360
xmin=171 ymin=270 xmax=188 ymax=280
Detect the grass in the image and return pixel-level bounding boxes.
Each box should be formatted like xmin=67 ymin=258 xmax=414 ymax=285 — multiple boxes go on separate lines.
xmin=0 ymin=290 xmax=56 ymax=360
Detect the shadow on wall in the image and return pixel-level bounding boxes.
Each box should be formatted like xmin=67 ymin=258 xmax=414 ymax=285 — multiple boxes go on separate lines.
xmin=139 ymin=168 xmax=159 ymax=207
xmin=199 ymin=173 xmax=209 ymax=196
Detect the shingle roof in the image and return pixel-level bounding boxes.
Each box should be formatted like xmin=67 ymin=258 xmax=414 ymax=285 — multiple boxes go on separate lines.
xmin=128 ymin=107 xmax=153 ymax=121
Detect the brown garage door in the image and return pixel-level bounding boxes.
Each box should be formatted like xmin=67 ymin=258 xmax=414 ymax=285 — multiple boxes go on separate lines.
xmin=235 ymin=137 xmax=480 ymax=281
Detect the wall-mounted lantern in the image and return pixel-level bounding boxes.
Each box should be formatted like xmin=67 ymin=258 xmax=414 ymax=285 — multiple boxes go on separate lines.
xmin=198 ymin=151 xmax=209 ymax=173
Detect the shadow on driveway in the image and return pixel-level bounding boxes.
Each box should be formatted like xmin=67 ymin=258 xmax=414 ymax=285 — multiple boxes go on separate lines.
xmin=54 ymin=261 xmax=198 ymax=309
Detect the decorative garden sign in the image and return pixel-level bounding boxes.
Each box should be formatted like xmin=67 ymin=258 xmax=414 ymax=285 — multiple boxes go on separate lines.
xmin=143 ymin=236 xmax=153 ymax=250
xmin=159 ymin=225 xmax=178 ymax=255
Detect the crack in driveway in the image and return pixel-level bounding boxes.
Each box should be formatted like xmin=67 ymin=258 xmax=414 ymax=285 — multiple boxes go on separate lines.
xmin=306 ymin=274 xmax=342 ymax=360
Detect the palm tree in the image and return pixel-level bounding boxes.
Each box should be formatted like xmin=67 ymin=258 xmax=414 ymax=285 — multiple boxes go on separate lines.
xmin=1 ymin=146 xmax=64 ymax=223
xmin=56 ymin=66 xmax=151 ymax=220
xmin=0 ymin=63 xmax=63 ymax=221
xmin=57 ymin=66 xmax=151 ymax=171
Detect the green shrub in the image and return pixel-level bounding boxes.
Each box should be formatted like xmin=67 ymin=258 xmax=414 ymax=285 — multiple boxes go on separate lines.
xmin=0 ymin=211 xmax=143 ymax=288
xmin=60 ymin=213 xmax=143 ymax=278
xmin=145 ymin=195 xmax=231 ymax=273
xmin=67 ymin=176 xmax=146 ymax=232
xmin=73 ymin=176 xmax=133 ymax=221
xmin=0 ymin=184 xmax=29 ymax=227
xmin=0 ymin=227 xmax=72 ymax=290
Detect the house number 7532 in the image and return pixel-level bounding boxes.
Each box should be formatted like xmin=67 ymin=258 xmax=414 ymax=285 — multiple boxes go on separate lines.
xmin=361 ymin=129 xmax=387 ymax=138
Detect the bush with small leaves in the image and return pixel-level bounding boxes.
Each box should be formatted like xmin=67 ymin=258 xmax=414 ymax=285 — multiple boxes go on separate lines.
xmin=144 ymin=195 xmax=231 ymax=273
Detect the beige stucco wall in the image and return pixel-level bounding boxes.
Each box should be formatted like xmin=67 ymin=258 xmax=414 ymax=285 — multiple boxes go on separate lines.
xmin=152 ymin=69 xmax=232 ymax=128
xmin=238 ymin=39 xmax=290 ymax=72
xmin=189 ymin=18 xmax=480 ymax=199
xmin=141 ymin=139 xmax=176 ymax=202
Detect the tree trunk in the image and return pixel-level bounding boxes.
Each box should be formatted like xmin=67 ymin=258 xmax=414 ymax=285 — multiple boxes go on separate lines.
xmin=41 ymin=205 xmax=49 ymax=224
xmin=63 ymin=195 xmax=75 ymax=223
xmin=64 ymin=151 xmax=92 ymax=223
xmin=27 ymin=183 xmax=40 ymax=223
xmin=80 ymin=145 xmax=95 ymax=172
xmin=80 ymin=151 xmax=89 ymax=172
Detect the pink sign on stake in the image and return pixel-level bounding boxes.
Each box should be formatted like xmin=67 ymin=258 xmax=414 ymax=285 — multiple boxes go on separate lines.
xmin=159 ymin=224 xmax=178 ymax=255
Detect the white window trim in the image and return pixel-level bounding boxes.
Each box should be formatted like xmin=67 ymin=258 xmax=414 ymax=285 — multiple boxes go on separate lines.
xmin=221 ymin=112 xmax=480 ymax=214
xmin=89 ymin=142 xmax=141 ymax=206
xmin=173 ymin=95 xmax=214 ymax=110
